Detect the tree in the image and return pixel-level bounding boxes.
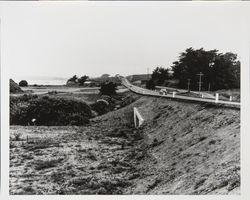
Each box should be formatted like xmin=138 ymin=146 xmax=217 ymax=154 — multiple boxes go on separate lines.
xmin=146 ymin=79 xmax=156 ymax=90
xmin=171 ymin=48 xmax=240 ymax=91
xmin=67 ymin=75 xmax=78 ymax=83
xmin=99 ymin=82 xmax=117 ymax=96
xmin=78 ymin=75 xmax=89 ymax=86
xmin=19 ymin=80 xmax=28 ymax=87
xmin=151 ymin=67 xmax=170 ymax=86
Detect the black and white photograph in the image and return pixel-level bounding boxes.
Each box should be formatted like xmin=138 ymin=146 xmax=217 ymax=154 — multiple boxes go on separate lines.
xmin=1 ymin=1 xmax=249 ymax=198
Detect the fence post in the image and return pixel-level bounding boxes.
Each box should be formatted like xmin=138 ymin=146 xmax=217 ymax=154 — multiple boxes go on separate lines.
xmin=173 ymin=92 xmax=176 ymax=98
xmin=215 ymin=93 xmax=219 ymax=103
xmin=229 ymin=96 xmax=233 ymax=102
xmin=133 ymin=107 xmax=137 ymax=127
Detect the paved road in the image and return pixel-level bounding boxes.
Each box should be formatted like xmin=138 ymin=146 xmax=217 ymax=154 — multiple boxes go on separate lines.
xmin=120 ymin=76 xmax=240 ymax=107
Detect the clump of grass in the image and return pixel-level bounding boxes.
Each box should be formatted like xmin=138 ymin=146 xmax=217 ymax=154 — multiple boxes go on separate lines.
xmin=34 ymin=157 xmax=64 ymax=170
xmin=12 ymin=133 xmax=22 ymax=141
xmin=22 ymin=137 xmax=59 ymax=151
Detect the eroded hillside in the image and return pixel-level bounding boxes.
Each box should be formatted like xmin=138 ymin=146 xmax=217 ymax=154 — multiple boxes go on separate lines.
xmin=125 ymin=97 xmax=240 ymax=194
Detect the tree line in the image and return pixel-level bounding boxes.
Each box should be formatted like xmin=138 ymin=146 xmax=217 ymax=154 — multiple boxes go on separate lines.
xmin=146 ymin=48 xmax=240 ymax=91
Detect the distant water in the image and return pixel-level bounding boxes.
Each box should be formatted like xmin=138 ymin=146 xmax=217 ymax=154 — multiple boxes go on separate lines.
xmin=13 ymin=77 xmax=68 ymax=86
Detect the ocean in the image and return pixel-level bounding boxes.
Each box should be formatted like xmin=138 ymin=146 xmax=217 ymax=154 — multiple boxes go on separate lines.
xmin=13 ymin=77 xmax=68 ymax=86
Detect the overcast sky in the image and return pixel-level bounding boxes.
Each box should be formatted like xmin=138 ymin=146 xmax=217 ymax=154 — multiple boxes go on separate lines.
xmin=0 ymin=2 xmax=244 ymax=79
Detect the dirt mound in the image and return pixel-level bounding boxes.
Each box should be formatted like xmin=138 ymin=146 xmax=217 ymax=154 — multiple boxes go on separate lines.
xmin=10 ymin=79 xmax=23 ymax=94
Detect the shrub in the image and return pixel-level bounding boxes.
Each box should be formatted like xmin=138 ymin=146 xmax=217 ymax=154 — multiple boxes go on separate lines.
xmin=91 ymin=101 xmax=110 ymax=115
xmin=10 ymin=95 xmax=92 ymax=126
xmin=99 ymin=82 xmax=117 ymax=96
xmin=19 ymin=80 xmax=28 ymax=87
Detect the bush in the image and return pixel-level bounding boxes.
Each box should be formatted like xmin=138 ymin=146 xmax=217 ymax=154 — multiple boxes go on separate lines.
xmin=91 ymin=101 xmax=110 ymax=115
xmin=19 ymin=80 xmax=28 ymax=87
xmin=10 ymin=95 xmax=92 ymax=126
xmin=99 ymin=82 xmax=117 ymax=96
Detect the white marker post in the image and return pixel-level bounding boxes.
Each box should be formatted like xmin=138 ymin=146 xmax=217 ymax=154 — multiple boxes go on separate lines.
xmin=229 ymin=96 xmax=233 ymax=102
xmin=134 ymin=107 xmax=144 ymax=127
xmin=215 ymin=93 xmax=219 ymax=103
xmin=173 ymin=92 xmax=176 ymax=98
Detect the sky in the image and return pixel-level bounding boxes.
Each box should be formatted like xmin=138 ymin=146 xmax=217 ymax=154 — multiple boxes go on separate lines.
xmin=0 ymin=2 xmax=245 ymax=79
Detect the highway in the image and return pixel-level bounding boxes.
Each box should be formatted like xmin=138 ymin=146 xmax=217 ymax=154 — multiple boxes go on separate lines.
xmin=119 ymin=76 xmax=241 ymax=107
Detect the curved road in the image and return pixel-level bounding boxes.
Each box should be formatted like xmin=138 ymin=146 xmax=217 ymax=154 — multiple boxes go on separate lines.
xmin=119 ymin=76 xmax=240 ymax=107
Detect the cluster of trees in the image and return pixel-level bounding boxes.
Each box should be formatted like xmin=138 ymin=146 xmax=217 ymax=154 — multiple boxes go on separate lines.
xmin=67 ymin=74 xmax=118 ymax=96
xmin=146 ymin=48 xmax=240 ymax=91
xmin=67 ymin=75 xmax=89 ymax=86
xmin=146 ymin=67 xmax=169 ymax=90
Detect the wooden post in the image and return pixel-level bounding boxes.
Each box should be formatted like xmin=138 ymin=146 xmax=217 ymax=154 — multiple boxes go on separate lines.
xmin=229 ymin=96 xmax=233 ymax=102
xmin=173 ymin=92 xmax=176 ymax=98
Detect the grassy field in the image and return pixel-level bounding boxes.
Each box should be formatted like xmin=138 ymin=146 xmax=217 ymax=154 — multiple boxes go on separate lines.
xmin=9 ymin=91 xmax=240 ymax=195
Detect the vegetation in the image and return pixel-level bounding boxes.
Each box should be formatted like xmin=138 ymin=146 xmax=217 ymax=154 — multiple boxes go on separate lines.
xmin=19 ymin=80 xmax=28 ymax=87
xmin=10 ymin=79 xmax=23 ymax=94
xmin=78 ymin=75 xmax=89 ymax=86
xmin=67 ymin=75 xmax=78 ymax=83
xmin=171 ymin=48 xmax=240 ymax=91
xmin=99 ymin=82 xmax=117 ymax=96
xmin=145 ymin=67 xmax=169 ymax=90
xmin=145 ymin=79 xmax=156 ymax=90
xmin=10 ymin=95 xmax=92 ymax=126
xmin=151 ymin=67 xmax=170 ymax=85
xmin=91 ymin=101 xmax=110 ymax=115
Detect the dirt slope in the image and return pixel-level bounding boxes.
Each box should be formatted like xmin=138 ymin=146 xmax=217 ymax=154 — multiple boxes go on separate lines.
xmin=125 ymin=96 xmax=240 ymax=194
xmin=9 ymin=93 xmax=240 ymax=195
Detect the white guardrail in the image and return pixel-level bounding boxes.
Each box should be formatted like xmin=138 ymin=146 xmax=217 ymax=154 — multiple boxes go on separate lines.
xmin=120 ymin=76 xmax=240 ymax=107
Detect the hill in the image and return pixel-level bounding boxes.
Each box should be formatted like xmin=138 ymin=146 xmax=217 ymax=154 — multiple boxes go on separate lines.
xmin=10 ymin=79 xmax=23 ymax=94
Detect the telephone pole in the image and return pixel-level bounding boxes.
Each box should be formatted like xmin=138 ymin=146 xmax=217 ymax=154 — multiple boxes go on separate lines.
xmin=196 ymin=72 xmax=204 ymax=94
xmin=187 ymin=79 xmax=191 ymax=92
xmin=147 ymin=68 xmax=149 ymax=80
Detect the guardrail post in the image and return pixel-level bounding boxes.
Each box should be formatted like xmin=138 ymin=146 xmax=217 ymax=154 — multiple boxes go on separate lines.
xmin=215 ymin=93 xmax=219 ymax=103
xmin=229 ymin=96 xmax=232 ymax=102
xmin=173 ymin=92 xmax=176 ymax=98
xmin=201 ymin=93 xmax=204 ymax=98
xmin=133 ymin=107 xmax=137 ymax=127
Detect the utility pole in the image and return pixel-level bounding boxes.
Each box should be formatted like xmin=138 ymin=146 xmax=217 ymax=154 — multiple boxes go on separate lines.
xmin=187 ymin=79 xmax=191 ymax=92
xmin=147 ymin=68 xmax=149 ymax=80
xmin=196 ymin=72 xmax=204 ymax=94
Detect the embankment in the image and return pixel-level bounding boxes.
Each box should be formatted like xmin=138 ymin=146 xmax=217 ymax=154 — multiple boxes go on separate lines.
xmin=9 ymin=93 xmax=240 ymax=195
xmin=124 ymin=96 xmax=240 ymax=194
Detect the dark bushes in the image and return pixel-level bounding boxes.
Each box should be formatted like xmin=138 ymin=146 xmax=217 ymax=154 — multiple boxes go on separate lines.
xmin=10 ymin=95 xmax=92 ymax=126
xmin=19 ymin=80 xmax=28 ymax=87
xmin=91 ymin=101 xmax=110 ymax=115
xmin=99 ymin=82 xmax=117 ymax=95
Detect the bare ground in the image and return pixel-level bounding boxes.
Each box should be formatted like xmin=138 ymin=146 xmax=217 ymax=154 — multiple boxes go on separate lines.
xmin=9 ymin=94 xmax=240 ymax=195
